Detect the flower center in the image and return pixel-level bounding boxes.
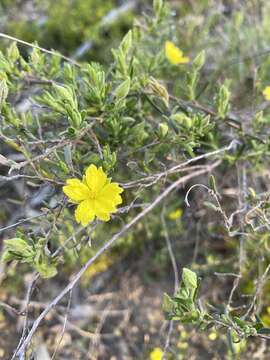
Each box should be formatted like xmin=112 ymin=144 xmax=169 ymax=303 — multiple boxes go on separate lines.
xmin=88 ymin=188 xmax=97 ymax=200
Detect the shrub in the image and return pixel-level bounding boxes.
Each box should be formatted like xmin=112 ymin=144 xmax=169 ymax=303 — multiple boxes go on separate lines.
xmin=1 ymin=0 xmax=270 ymax=358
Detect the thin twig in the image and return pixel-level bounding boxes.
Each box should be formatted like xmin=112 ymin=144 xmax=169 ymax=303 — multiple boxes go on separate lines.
xmin=11 ymin=273 xmax=39 ymax=360
xmin=161 ymin=204 xmax=179 ymax=360
xmin=7 ymin=122 xmax=96 ymax=173
xmin=123 ymin=141 xmax=236 ymax=188
xmin=0 ymin=301 xmax=23 ymax=316
xmin=0 ymin=32 xmax=81 ymax=66
xmin=51 ymin=290 xmax=73 ymax=360
xmin=0 ymin=213 xmax=47 ymax=234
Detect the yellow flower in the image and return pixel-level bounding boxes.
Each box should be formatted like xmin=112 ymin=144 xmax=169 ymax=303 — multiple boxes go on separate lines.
xmin=208 ymin=332 xmax=217 ymax=341
xmin=168 ymin=208 xmax=183 ymax=220
xmin=150 ymin=347 xmax=163 ymax=360
xmin=165 ymin=41 xmax=190 ymax=65
xmin=263 ymin=86 xmax=270 ymax=101
xmin=63 ymin=164 xmax=123 ymax=226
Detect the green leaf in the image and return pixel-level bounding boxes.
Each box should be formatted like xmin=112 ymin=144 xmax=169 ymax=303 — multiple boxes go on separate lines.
xmin=162 ymin=292 xmax=174 ymax=313
xmin=158 ymin=123 xmax=169 ymax=138
xmin=120 ymin=30 xmax=133 ymax=56
xmin=1 ymin=238 xmax=35 ymax=263
xmin=0 ymin=78 xmax=8 ymax=109
xmin=102 ymin=144 xmax=117 ymax=171
xmin=182 ymin=268 xmax=198 ymax=289
xmin=7 ymin=42 xmax=20 ymax=63
xmin=216 ymin=83 xmax=231 ymax=119
xmin=54 ymin=84 xmax=76 ymax=105
xmin=148 ymin=77 xmax=169 ymax=107
xmin=209 ymin=175 xmax=218 ymax=193
xmin=114 ymin=77 xmax=131 ymax=101
xmin=153 ymin=0 xmax=163 ymax=17
xmin=233 ymin=316 xmax=247 ymax=329
xmin=192 ymin=50 xmax=206 ymax=71
xmin=34 ymin=260 xmax=58 ymax=279
xmin=33 ymin=238 xmax=58 ymax=279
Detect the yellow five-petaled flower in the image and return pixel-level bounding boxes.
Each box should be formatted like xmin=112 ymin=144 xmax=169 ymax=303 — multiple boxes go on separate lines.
xmin=63 ymin=164 xmax=123 ymax=226
xmin=263 ymin=86 xmax=270 ymax=101
xmin=165 ymin=40 xmax=190 ymax=65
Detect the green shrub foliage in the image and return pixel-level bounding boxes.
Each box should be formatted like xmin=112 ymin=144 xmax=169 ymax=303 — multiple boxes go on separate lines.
xmin=1 ymin=0 xmax=270 ymax=357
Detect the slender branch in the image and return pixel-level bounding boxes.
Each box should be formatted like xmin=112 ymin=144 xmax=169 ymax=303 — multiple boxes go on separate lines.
xmin=7 ymin=122 xmax=95 ymax=173
xmin=0 ymin=213 xmax=47 ymax=234
xmin=0 ymin=301 xmax=22 ymax=316
xmin=0 ymin=32 xmax=81 ymax=67
xmin=11 ymin=273 xmax=39 ymax=360
xmin=161 ymin=206 xmax=179 ymax=293
xmin=123 ymin=141 xmax=236 ymax=188
xmin=0 ymin=174 xmax=63 ymax=185
xmin=161 ymin=205 xmax=179 ymax=359
xmin=51 ymin=290 xmax=72 ymax=360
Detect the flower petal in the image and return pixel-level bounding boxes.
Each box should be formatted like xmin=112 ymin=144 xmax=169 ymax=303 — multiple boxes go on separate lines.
xmin=165 ymin=41 xmax=189 ymax=65
xmin=85 ymin=164 xmax=107 ymax=193
xmin=263 ymin=86 xmax=270 ymax=101
xmin=94 ymin=182 xmax=123 ymax=221
xmin=98 ymin=183 xmax=123 ymax=208
xmin=179 ymin=56 xmax=190 ymax=64
xmin=75 ymin=199 xmax=95 ymax=226
xmin=95 ymin=210 xmax=111 ymax=222
xmin=63 ymin=179 xmax=91 ymax=202
xmin=99 ymin=182 xmax=123 ymax=197
xmin=94 ymin=197 xmax=116 ymax=214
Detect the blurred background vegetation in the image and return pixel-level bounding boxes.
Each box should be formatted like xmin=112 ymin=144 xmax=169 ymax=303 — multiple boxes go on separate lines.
xmin=0 ymin=0 xmax=136 ymax=61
